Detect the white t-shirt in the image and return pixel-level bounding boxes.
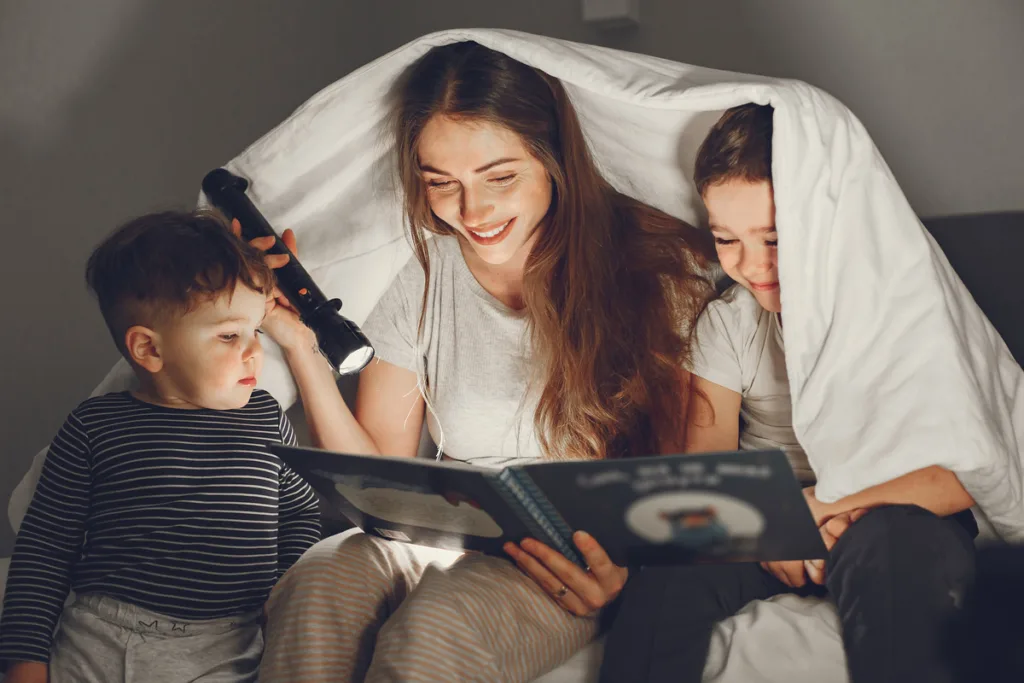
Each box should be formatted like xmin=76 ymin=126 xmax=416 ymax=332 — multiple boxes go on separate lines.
xmin=689 ymin=285 xmax=814 ymax=483
xmin=360 ymin=236 xmax=542 ymax=468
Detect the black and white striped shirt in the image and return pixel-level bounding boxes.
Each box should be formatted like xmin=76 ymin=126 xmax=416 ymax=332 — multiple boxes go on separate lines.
xmin=0 ymin=390 xmax=321 ymax=664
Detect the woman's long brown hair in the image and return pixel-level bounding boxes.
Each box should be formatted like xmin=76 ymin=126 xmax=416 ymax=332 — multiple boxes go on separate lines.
xmin=390 ymin=42 xmax=714 ymax=460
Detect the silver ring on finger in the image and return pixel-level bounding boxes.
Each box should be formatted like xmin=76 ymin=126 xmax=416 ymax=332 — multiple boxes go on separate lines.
xmin=554 ymin=584 xmax=569 ymax=599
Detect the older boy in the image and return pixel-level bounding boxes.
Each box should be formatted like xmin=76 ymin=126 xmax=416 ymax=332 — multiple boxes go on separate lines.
xmin=600 ymin=105 xmax=977 ymax=683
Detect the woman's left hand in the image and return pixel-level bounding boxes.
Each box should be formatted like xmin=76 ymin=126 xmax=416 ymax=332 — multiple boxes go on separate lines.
xmin=504 ymin=531 xmax=628 ymax=617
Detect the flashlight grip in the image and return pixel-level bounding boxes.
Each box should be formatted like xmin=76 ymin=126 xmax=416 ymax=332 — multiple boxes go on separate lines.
xmin=201 ymin=168 xmax=337 ymax=316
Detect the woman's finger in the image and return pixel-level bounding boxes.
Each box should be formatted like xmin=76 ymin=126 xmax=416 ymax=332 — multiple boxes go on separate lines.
xmin=281 ymin=228 xmax=298 ymax=254
xmin=271 ymin=287 xmax=298 ymax=313
xmin=573 ymin=531 xmax=628 ymax=603
xmin=503 ymin=543 xmax=590 ymax=615
xmin=264 ymin=253 xmax=290 ymax=270
xmin=249 ymin=235 xmax=277 ymax=251
xmin=519 ymin=538 xmax=594 ymax=595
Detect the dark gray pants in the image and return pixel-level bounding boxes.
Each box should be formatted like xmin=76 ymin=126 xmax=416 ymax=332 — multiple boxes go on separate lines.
xmin=600 ymin=505 xmax=977 ymax=683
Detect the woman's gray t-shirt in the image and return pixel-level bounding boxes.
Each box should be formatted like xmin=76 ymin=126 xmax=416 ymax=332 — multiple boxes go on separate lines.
xmin=360 ymin=236 xmax=542 ymax=468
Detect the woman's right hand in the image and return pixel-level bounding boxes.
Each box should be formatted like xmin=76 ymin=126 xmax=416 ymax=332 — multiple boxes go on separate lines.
xmin=230 ymin=219 xmax=316 ymax=353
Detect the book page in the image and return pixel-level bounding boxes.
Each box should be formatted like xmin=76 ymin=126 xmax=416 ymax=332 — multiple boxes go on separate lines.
xmin=334 ymin=479 xmax=503 ymax=538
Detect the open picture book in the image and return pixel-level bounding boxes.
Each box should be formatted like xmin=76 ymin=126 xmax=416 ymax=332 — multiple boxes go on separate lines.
xmin=273 ymin=445 xmax=827 ymax=567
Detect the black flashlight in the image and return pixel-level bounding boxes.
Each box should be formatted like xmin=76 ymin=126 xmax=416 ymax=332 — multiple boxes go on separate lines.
xmin=202 ymin=168 xmax=374 ymax=375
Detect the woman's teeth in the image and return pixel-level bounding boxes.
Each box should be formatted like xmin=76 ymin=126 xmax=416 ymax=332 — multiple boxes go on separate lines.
xmin=472 ymin=220 xmax=511 ymax=238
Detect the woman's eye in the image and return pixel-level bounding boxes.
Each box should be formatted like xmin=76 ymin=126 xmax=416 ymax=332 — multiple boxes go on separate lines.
xmin=490 ymin=174 xmax=516 ymax=185
xmin=255 ymin=329 xmax=265 ymax=336
xmin=219 ymin=334 xmax=238 ymax=342
xmin=427 ymin=179 xmax=456 ymax=191
xmin=714 ymin=237 xmax=738 ymax=246
xmin=766 ymin=240 xmax=779 ymax=247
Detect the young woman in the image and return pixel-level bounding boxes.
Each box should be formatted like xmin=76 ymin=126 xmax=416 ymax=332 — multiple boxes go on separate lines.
xmin=251 ymin=42 xmax=715 ymax=682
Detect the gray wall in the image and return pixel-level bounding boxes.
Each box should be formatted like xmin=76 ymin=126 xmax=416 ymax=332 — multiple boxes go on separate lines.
xmin=0 ymin=0 xmax=603 ymax=553
xmin=601 ymin=0 xmax=1024 ymax=217
xmin=2 ymin=0 xmax=1021 ymax=552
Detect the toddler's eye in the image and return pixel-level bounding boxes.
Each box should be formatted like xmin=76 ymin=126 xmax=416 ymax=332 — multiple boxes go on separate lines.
xmin=714 ymin=237 xmax=738 ymax=246
xmin=219 ymin=334 xmax=238 ymax=342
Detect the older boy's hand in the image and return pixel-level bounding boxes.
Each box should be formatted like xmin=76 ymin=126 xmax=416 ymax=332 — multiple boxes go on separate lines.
xmin=503 ymin=531 xmax=627 ymax=617
xmin=804 ymin=507 xmax=870 ymax=585
xmin=802 ymin=486 xmax=834 ymax=527
xmin=3 ymin=661 xmax=48 ymax=683
xmin=767 ymin=507 xmax=871 ymax=587
xmin=759 ymin=559 xmax=810 ymax=588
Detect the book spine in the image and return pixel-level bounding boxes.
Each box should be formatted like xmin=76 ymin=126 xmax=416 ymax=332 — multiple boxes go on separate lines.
xmin=487 ymin=473 xmax=554 ymax=547
xmin=498 ymin=469 xmax=585 ymax=568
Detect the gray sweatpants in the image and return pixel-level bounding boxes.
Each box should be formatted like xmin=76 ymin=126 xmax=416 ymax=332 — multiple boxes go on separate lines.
xmin=49 ymin=593 xmax=263 ymax=683
xmin=260 ymin=530 xmax=600 ymax=683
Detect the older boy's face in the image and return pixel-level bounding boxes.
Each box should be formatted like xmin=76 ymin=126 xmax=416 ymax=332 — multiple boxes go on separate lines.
xmin=154 ymin=282 xmax=268 ymax=410
xmin=703 ymin=179 xmax=781 ymax=313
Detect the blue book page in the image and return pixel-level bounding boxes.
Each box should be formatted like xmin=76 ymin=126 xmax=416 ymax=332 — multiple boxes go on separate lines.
xmin=273 ymin=445 xmax=535 ymax=557
xmin=520 ymin=450 xmax=826 ymax=567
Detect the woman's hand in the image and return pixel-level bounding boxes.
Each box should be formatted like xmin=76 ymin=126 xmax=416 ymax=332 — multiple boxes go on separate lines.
xmin=230 ymin=219 xmax=315 ymax=353
xmin=503 ymin=531 xmax=628 ymax=617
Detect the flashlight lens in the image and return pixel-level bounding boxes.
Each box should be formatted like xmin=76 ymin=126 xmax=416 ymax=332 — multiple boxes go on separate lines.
xmin=337 ymin=346 xmax=375 ymax=375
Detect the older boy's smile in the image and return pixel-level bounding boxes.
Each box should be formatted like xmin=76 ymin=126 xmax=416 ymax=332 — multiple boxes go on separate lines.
xmin=703 ymin=179 xmax=782 ymax=313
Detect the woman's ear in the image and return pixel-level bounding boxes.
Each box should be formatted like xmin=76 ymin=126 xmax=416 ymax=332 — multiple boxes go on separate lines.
xmin=125 ymin=326 xmax=163 ymax=373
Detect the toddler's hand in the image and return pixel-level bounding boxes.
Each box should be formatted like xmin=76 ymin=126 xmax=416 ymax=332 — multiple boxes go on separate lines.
xmin=3 ymin=661 xmax=48 ymax=683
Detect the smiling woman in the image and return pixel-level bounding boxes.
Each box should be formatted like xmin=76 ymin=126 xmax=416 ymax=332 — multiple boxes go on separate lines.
xmin=416 ymin=116 xmax=551 ymax=278
xmin=253 ymin=40 xmax=717 ymax=683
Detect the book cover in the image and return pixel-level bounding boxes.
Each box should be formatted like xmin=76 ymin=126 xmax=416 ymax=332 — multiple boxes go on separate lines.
xmin=274 ymin=446 xmax=826 ymax=566
xmin=518 ymin=450 xmax=826 ymax=566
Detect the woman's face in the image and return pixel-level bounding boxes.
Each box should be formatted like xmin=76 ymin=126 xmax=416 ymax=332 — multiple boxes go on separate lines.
xmin=417 ymin=115 xmax=552 ymax=267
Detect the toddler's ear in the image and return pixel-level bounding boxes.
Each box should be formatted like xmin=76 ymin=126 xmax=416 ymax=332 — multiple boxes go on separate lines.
xmin=125 ymin=326 xmax=163 ymax=373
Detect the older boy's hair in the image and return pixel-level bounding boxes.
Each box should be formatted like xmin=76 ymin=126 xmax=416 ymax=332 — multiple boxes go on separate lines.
xmin=85 ymin=210 xmax=274 ymax=357
xmin=693 ymin=103 xmax=774 ymax=196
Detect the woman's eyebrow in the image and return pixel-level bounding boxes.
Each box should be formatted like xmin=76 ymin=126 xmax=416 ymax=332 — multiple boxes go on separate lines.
xmin=419 ymin=157 xmax=521 ymax=175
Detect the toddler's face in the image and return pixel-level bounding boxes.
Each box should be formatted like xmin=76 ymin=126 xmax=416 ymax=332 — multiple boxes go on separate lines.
xmin=703 ymin=179 xmax=781 ymax=313
xmin=155 ymin=282 xmax=268 ymax=410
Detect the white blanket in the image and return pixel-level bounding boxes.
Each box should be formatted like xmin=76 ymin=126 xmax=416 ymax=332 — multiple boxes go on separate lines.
xmin=10 ymin=27 xmax=1024 ymax=682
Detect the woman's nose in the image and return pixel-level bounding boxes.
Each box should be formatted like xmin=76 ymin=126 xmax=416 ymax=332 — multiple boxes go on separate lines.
xmin=461 ymin=187 xmax=494 ymax=228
